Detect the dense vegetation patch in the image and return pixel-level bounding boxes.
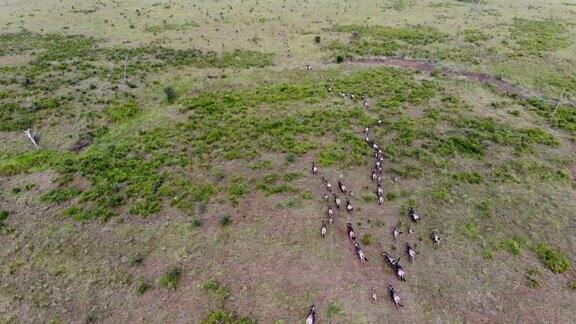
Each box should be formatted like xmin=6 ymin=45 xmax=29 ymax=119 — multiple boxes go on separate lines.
xmin=534 ymin=243 xmax=571 ymax=273
xmin=509 ymin=18 xmax=568 ymax=56
xmin=328 ymin=24 xmax=445 ymax=59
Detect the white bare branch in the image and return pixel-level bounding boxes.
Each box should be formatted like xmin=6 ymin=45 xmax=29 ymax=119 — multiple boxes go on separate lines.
xmin=24 ymin=128 xmax=39 ymax=149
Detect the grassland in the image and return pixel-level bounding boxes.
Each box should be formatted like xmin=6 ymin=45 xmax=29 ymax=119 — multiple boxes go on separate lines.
xmin=1 ymin=0 xmax=575 ymax=322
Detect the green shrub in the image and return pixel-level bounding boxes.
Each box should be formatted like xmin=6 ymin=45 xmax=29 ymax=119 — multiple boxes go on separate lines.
xmin=463 ymin=222 xmax=478 ymax=238
xmin=202 ymin=279 xmax=231 ymax=301
xmin=104 ymin=99 xmax=140 ymax=122
xmin=314 ymin=35 xmax=321 ymax=44
xmin=0 ymin=210 xmax=8 ymax=228
xmin=0 ymin=150 xmax=56 ymax=176
xmin=129 ymin=199 xmax=161 ymax=217
xmin=482 ymin=249 xmax=494 ymax=259
xmin=282 ymin=172 xmax=302 ymax=182
xmin=201 ymin=309 xmax=256 ymax=324
xmin=534 ymin=243 xmax=570 ymax=273
xmin=219 ymin=214 xmax=231 ymax=227
xmin=228 ymin=176 xmax=247 ymax=204
xmin=190 ymin=218 xmax=203 ymax=228
xmin=499 ymin=237 xmax=525 ymax=255
xmin=136 ymin=279 xmax=151 ymax=294
xmin=386 ymin=192 xmax=398 ymax=201
xmin=0 ymin=210 xmax=8 ymax=222
xmin=452 ymin=172 xmax=484 ymax=184
xmin=129 ymin=254 xmax=144 ymax=267
xmin=164 ymin=86 xmax=178 ymax=104
xmin=463 ymin=29 xmax=488 ymax=44
xmin=40 ymin=188 xmax=81 ymax=203
xmin=158 ymin=267 xmax=182 ymax=290
xmin=510 ymin=18 xmax=567 ymax=55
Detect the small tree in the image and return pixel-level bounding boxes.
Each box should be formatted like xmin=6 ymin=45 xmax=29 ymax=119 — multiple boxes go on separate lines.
xmin=314 ymin=35 xmax=321 ymax=44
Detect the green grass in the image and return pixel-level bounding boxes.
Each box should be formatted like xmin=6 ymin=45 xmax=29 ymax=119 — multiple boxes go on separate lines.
xmin=158 ymin=267 xmax=182 ymax=290
xmin=534 ymin=243 xmax=571 ymax=274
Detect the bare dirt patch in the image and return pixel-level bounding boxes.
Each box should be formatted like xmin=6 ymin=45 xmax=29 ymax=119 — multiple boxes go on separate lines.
xmin=0 ymin=54 xmax=32 ymax=67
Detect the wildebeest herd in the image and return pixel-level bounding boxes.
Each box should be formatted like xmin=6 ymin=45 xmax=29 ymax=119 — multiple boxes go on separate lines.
xmin=305 ymin=64 xmax=441 ymax=322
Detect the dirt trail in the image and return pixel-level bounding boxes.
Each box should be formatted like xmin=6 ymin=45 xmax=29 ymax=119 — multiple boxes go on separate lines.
xmin=349 ymin=57 xmax=575 ymax=107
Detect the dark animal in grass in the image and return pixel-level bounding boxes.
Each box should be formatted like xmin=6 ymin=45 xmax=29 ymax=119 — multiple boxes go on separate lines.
xmin=347 ymin=223 xmax=356 ymax=240
xmin=391 ymin=225 xmax=402 ymax=240
xmin=382 ymin=251 xmax=399 ymax=268
xmin=431 ymin=228 xmax=440 ymax=244
xmin=306 ymin=64 xmax=311 ymax=71
xmin=311 ymin=162 xmax=318 ymax=175
xmin=346 ymin=199 xmax=353 ymax=212
xmin=321 ymin=220 xmax=327 ymax=238
xmin=327 ymin=207 xmax=334 ymax=222
xmin=394 ymin=262 xmax=406 ymax=282
xmin=406 ymin=242 xmax=416 ymax=262
xmin=333 ymin=193 xmax=341 ymax=209
xmin=408 ymin=207 xmax=420 ymax=223
xmin=354 ymin=242 xmax=368 ymax=263
xmin=388 ymin=285 xmax=403 ymax=308
xmin=306 ymin=305 xmax=316 ymax=324
xmin=338 ymin=181 xmax=347 ymax=194
xmin=378 ymin=195 xmax=384 ymax=206
xmin=376 ymin=184 xmax=383 ymax=196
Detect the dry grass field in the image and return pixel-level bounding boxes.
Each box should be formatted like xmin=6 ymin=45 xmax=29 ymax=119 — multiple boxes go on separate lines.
xmin=1 ymin=0 xmax=575 ymax=322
